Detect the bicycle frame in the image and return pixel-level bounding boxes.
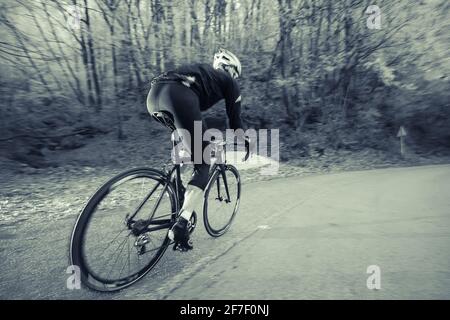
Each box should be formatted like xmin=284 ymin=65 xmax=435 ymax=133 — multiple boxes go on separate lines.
xmin=128 ymin=165 xmax=180 ymax=234
xmin=127 ymin=139 xmax=234 ymax=235
xmin=126 ymin=135 xmax=187 ymax=234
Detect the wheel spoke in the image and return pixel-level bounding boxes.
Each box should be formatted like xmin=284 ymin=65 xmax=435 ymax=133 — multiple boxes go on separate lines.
xmin=99 ymin=228 xmax=128 ymax=257
xmin=106 ymin=235 xmax=130 ymax=280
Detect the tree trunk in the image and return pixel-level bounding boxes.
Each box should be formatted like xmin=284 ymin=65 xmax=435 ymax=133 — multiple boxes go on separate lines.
xmin=83 ymin=0 xmax=102 ymax=110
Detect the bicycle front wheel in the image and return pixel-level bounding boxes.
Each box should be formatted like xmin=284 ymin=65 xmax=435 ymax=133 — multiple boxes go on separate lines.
xmin=70 ymin=168 xmax=178 ymax=292
xmin=203 ymin=165 xmax=241 ymax=237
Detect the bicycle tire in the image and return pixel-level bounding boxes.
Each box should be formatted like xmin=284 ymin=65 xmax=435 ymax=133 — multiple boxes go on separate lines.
xmin=203 ymin=165 xmax=241 ymax=237
xmin=70 ymin=167 xmax=178 ymax=292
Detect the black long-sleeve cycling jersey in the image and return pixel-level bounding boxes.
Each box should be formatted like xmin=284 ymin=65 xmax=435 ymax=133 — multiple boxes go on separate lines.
xmin=155 ymin=63 xmax=244 ymax=131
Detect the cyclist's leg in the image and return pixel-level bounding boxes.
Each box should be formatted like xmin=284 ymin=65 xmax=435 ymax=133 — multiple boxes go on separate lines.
xmin=158 ymin=84 xmax=210 ymax=249
xmin=147 ymin=82 xmax=210 ymax=220
xmin=181 ymin=165 xmax=209 ymax=220
xmin=166 ymin=86 xmax=210 ymax=221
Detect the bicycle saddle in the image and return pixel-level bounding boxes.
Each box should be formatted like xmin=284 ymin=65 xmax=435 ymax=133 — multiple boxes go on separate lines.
xmin=152 ymin=111 xmax=176 ymax=131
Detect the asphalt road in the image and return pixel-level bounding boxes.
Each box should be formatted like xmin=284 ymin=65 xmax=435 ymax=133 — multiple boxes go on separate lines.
xmin=1 ymin=165 xmax=450 ymax=299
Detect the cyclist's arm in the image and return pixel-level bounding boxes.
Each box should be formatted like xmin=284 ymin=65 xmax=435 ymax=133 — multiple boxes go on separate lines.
xmin=225 ymin=79 xmax=245 ymax=132
xmin=225 ymin=80 xmax=253 ymax=160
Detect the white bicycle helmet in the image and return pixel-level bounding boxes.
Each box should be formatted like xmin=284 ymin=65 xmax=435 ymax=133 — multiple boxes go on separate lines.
xmin=213 ymin=48 xmax=242 ymax=78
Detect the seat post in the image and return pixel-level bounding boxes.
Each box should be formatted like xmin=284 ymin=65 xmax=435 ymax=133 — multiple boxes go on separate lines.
xmin=170 ymin=132 xmax=184 ymax=207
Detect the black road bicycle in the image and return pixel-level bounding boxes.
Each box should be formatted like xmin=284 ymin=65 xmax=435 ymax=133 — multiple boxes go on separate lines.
xmin=70 ymin=113 xmax=250 ymax=292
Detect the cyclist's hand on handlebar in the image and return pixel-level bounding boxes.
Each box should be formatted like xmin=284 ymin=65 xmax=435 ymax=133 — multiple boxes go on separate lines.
xmin=243 ymin=136 xmax=256 ymax=162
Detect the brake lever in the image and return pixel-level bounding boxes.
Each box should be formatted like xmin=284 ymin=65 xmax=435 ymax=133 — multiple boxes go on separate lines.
xmin=242 ymin=140 xmax=251 ymax=162
xmin=224 ymin=141 xmax=250 ymax=162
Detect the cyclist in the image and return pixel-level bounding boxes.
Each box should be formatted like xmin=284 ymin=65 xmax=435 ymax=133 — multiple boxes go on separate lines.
xmin=146 ymin=48 xmax=251 ymax=251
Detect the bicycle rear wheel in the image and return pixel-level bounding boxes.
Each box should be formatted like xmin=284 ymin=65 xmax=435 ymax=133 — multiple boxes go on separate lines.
xmin=70 ymin=168 xmax=178 ymax=292
xmin=203 ymin=165 xmax=241 ymax=237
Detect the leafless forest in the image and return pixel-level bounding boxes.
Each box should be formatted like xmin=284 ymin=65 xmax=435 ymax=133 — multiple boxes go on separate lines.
xmin=0 ymin=0 xmax=449 ymax=169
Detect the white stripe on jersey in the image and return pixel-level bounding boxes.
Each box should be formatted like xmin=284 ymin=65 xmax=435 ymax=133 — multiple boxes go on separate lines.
xmin=235 ymin=95 xmax=242 ymax=103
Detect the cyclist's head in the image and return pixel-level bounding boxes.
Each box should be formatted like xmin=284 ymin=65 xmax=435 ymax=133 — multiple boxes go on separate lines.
xmin=213 ymin=48 xmax=241 ymax=79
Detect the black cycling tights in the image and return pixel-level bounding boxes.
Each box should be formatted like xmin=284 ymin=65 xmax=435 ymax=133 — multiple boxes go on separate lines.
xmin=146 ymin=82 xmax=210 ymax=190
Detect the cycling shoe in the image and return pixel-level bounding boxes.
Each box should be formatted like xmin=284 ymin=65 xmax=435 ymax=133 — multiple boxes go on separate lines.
xmin=168 ymin=216 xmax=193 ymax=252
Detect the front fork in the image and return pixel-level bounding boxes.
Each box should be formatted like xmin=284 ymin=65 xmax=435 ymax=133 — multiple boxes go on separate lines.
xmin=216 ymin=165 xmax=231 ymax=203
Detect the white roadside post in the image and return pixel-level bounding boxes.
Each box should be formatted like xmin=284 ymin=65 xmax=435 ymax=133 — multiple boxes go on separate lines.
xmin=397 ymin=126 xmax=407 ymax=157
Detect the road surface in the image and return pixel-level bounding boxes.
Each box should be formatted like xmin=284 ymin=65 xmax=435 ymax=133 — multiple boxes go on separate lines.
xmin=1 ymin=165 xmax=450 ymax=299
